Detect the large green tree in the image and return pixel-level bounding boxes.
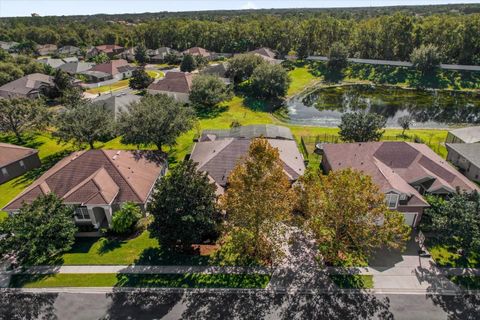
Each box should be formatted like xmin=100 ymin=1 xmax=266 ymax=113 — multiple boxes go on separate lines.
xmin=180 ymin=54 xmax=197 ymax=72
xmin=0 ymin=194 xmax=77 ymax=266
xmin=118 ymin=94 xmax=195 ymax=152
xmin=0 ymin=98 xmax=50 ymax=143
xmin=338 ymin=112 xmax=386 ymax=142
xmin=327 ymin=42 xmax=349 ymax=72
xmin=249 ymin=63 xmax=291 ymax=100
xmin=148 ymin=160 xmax=219 ymax=251
xmin=227 ymin=53 xmax=266 ymax=83
xmin=410 ymin=44 xmax=441 ymax=75
xmin=423 ymin=192 xmax=480 ymax=258
xmin=134 ymin=44 xmax=148 ymax=65
xmin=129 ymin=68 xmax=153 ymax=90
xmin=217 ymin=138 xmax=296 ymax=266
xmin=54 ymin=101 xmax=115 ymax=149
xmin=297 ymin=169 xmax=410 ymax=266
xmin=189 ymin=74 xmax=231 ymax=111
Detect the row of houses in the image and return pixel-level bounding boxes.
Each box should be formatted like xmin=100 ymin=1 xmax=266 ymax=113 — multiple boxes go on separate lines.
xmin=2 ymin=124 xmax=479 ymax=231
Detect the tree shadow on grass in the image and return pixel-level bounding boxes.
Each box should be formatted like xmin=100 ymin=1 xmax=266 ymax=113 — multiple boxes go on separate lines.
xmin=0 ymin=132 xmax=45 ymax=150
xmin=243 ymin=96 xmax=284 ymax=112
xmin=196 ymin=105 xmax=228 ymax=119
xmin=97 ymin=238 xmax=125 ymax=256
xmin=134 ymin=247 xmax=210 ymax=266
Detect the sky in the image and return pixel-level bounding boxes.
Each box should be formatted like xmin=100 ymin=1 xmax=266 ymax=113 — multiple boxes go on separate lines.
xmin=0 ymin=0 xmax=479 ymax=17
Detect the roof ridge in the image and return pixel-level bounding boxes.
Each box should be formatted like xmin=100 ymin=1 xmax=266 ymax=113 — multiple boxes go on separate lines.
xmin=62 ymin=166 xmax=105 ymax=201
xmin=101 ymin=150 xmax=143 ymax=203
xmin=198 ymin=138 xmax=235 ymax=170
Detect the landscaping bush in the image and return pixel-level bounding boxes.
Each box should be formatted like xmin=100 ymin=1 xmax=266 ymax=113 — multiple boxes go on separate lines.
xmin=112 ymin=202 xmax=142 ymax=234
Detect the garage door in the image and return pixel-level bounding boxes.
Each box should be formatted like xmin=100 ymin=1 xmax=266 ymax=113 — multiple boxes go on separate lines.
xmin=402 ymin=213 xmax=417 ymax=226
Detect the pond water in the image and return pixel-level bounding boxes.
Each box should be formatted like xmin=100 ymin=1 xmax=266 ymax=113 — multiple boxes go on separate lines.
xmin=286 ymin=84 xmax=480 ymax=128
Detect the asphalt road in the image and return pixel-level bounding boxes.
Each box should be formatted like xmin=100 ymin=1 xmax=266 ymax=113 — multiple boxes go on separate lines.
xmin=1 ymin=290 xmax=479 ymax=320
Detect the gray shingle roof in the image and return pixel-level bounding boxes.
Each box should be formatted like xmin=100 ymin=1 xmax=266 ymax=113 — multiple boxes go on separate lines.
xmin=58 ymin=61 xmax=95 ymax=74
xmin=446 ymin=143 xmax=480 ymax=169
xmin=0 ymin=73 xmax=54 ymax=98
xmin=448 ymin=126 xmax=480 ymax=143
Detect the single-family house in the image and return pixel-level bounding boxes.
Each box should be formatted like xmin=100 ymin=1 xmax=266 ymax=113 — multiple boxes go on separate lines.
xmin=321 ymin=142 xmax=479 ymax=227
xmin=190 ymin=125 xmax=305 ymax=195
xmin=0 ymin=143 xmax=41 ymax=184
xmin=248 ymin=47 xmax=283 ymax=64
xmin=57 ymin=45 xmax=81 ymax=56
xmin=83 ymin=59 xmax=136 ymax=82
xmin=445 ymin=126 xmax=480 ymax=144
xmin=58 ymin=61 xmax=95 ymax=75
xmin=0 ymin=73 xmax=55 ymax=99
xmin=446 ymin=143 xmax=480 ymax=183
xmin=200 ymin=63 xmax=230 ymax=84
xmin=149 ymin=47 xmax=180 ymax=63
xmin=183 ymin=47 xmax=213 ymax=59
xmin=147 ymin=71 xmax=193 ymax=103
xmin=119 ymin=47 xmax=136 ymax=62
xmin=90 ymin=44 xmax=125 ymax=58
xmin=3 ymin=150 xmax=167 ymax=229
xmin=92 ymin=92 xmax=141 ymax=121
xmin=36 ymin=44 xmax=58 ymax=56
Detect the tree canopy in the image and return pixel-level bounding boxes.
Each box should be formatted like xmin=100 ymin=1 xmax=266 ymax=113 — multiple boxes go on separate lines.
xmin=423 ymin=192 xmax=480 ymax=257
xmin=0 ymin=98 xmax=50 ymax=143
xmin=227 ymin=54 xmax=266 ymax=83
xmin=0 ymin=194 xmax=77 ymax=266
xmin=129 ymin=68 xmax=153 ymax=90
xmin=338 ymin=112 xmax=386 ymax=142
xmin=189 ymin=74 xmax=231 ymax=111
xmin=148 ymin=160 xmax=220 ymax=250
xmin=134 ymin=44 xmax=148 ymax=65
xmin=118 ymin=94 xmax=196 ymax=152
xmin=411 ymin=44 xmax=441 ymax=75
xmin=249 ymin=63 xmax=291 ymax=100
xmin=54 ymin=101 xmax=115 ymax=149
xmin=180 ymin=54 xmax=197 ymax=72
xmin=296 ymin=169 xmax=410 ymax=266
xmin=217 ymin=138 xmax=296 ymax=266
xmin=327 ymin=42 xmax=349 ymax=72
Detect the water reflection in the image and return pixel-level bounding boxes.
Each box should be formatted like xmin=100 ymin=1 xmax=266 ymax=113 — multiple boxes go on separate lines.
xmin=286 ymin=84 xmax=480 ymax=128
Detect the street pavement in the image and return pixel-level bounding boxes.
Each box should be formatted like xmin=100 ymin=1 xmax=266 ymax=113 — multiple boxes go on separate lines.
xmin=1 ymin=289 xmax=479 ymax=320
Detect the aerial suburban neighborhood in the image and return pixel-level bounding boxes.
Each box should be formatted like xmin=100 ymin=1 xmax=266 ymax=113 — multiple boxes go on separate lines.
xmin=0 ymin=1 xmax=480 ymax=319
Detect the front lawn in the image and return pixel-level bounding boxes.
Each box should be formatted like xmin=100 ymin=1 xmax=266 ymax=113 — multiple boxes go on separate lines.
xmin=146 ymin=70 xmax=164 ymax=79
xmin=59 ymin=231 xmax=210 ymax=266
xmin=448 ymin=276 xmax=480 ymax=290
xmin=329 ymin=274 xmax=374 ymax=289
xmin=427 ymin=240 xmax=480 ymax=268
xmin=10 ymin=273 xmax=271 ymax=288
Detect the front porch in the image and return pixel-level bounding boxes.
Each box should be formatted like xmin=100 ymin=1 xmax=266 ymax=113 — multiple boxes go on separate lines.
xmin=74 ymin=205 xmax=113 ymax=230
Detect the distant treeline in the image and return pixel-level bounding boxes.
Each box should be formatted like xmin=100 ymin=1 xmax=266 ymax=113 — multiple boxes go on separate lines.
xmin=1 ymin=4 xmax=480 ymax=64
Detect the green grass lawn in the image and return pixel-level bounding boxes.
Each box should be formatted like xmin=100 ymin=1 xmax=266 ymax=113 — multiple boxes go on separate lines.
xmin=287 ymin=67 xmax=319 ymax=96
xmin=448 ymin=276 xmax=480 ymax=290
xmin=146 ymin=70 xmax=164 ymax=79
xmin=427 ymin=240 xmax=480 ymax=268
xmin=85 ymin=79 xmax=130 ymax=94
xmin=10 ymin=273 xmax=270 ymax=289
xmin=329 ymin=275 xmax=374 ymax=289
xmin=59 ymin=231 xmax=210 ymax=266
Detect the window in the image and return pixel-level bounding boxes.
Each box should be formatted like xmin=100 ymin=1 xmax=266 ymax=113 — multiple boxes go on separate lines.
xmin=74 ymin=206 xmax=90 ymax=220
xmin=385 ymin=193 xmax=399 ymax=209
xmin=19 ymin=160 xmax=25 ymax=168
xmin=399 ymin=193 xmax=407 ymax=201
xmin=1 ymin=167 xmax=8 ymax=177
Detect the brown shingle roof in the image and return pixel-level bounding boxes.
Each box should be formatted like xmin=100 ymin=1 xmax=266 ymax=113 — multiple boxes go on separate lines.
xmin=190 ymin=137 xmax=305 ymax=192
xmin=183 ymin=47 xmax=211 ymax=58
xmin=0 ymin=143 xmax=38 ymax=168
xmin=96 ymin=44 xmax=124 ymax=54
xmin=88 ymin=59 xmax=133 ymax=76
xmin=147 ymin=72 xmax=193 ymax=94
xmin=322 ymin=142 xmax=479 ymax=207
xmin=3 ymin=150 xmax=165 ymax=211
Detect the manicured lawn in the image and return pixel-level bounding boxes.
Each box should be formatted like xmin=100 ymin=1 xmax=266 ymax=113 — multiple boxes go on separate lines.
xmin=10 ymin=273 xmax=271 ymax=289
xmin=146 ymin=70 xmax=164 ymax=79
xmin=329 ymin=275 xmax=374 ymax=289
xmin=448 ymin=276 xmax=480 ymax=290
xmin=427 ymin=240 xmax=480 ymax=268
xmin=59 ymin=231 xmax=210 ymax=266
xmin=287 ymin=67 xmax=319 ymax=96
xmin=85 ymin=79 xmax=130 ymax=94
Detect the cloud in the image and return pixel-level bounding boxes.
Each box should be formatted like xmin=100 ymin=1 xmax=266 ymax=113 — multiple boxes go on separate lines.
xmin=241 ymin=1 xmax=258 ymax=9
